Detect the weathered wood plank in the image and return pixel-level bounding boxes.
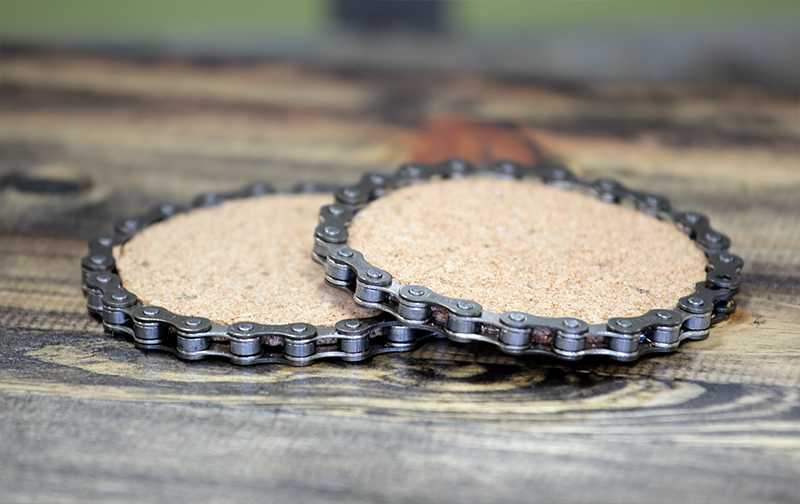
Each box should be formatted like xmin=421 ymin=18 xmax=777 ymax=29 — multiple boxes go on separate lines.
xmin=1 ymin=52 xmax=799 ymax=504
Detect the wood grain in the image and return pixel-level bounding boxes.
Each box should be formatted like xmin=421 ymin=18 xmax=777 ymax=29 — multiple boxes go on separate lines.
xmin=1 ymin=52 xmax=799 ymax=504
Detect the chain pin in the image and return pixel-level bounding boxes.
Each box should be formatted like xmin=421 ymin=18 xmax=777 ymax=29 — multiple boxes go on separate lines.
xmin=688 ymin=297 xmax=704 ymax=307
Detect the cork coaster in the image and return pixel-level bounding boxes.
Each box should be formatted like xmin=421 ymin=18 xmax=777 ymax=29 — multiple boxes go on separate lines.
xmin=347 ymin=177 xmax=708 ymax=323
xmin=114 ymin=194 xmax=376 ymax=327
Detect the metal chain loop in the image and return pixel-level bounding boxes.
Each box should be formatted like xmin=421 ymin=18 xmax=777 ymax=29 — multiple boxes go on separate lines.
xmin=81 ymin=182 xmax=434 ymax=366
xmin=313 ymin=159 xmax=743 ymax=362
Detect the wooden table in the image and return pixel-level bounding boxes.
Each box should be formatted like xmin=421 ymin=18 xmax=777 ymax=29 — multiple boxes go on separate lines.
xmin=1 ymin=52 xmax=798 ymax=503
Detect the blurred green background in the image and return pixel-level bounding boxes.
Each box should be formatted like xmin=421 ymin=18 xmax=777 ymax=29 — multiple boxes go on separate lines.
xmin=1 ymin=0 xmax=798 ymax=89
xmin=2 ymin=0 xmax=796 ymax=34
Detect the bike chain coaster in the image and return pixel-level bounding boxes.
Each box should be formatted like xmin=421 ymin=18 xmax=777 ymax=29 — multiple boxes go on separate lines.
xmin=314 ymin=160 xmax=743 ymax=362
xmin=81 ymin=183 xmax=436 ymax=366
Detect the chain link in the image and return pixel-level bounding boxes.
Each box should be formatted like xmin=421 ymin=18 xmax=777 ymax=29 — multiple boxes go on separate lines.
xmin=313 ymin=159 xmax=743 ymax=362
xmin=81 ymin=182 xmax=435 ymax=366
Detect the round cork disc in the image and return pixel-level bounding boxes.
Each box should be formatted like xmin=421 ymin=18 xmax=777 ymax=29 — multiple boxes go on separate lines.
xmin=114 ymin=193 xmax=376 ymax=327
xmin=347 ymin=177 xmax=708 ymax=323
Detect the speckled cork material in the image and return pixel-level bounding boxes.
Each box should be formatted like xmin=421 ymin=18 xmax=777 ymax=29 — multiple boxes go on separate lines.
xmin=347 ymin=177 xmax=708 ymax=323
xmin=114 ymin=194 xmax=376 ymax=327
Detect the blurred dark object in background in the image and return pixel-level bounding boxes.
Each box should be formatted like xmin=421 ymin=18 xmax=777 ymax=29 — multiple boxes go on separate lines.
xmin=0 ymin=0 xmax=797 ymax=92
xmin=335 ymin=0 xmax=444 ymax=33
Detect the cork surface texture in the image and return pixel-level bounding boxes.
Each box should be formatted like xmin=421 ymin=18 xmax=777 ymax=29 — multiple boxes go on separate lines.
xmin=348 ymin=177 xmax=708 ymax=323
xmin=114 ymin=193 xmax=376 ymax=326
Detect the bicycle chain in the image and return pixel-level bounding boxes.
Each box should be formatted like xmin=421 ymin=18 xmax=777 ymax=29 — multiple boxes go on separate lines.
xmin=81 ymin=182 xmax=436 ymax=366
xmin=313 ymin=159 xmax=743 ymax=362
